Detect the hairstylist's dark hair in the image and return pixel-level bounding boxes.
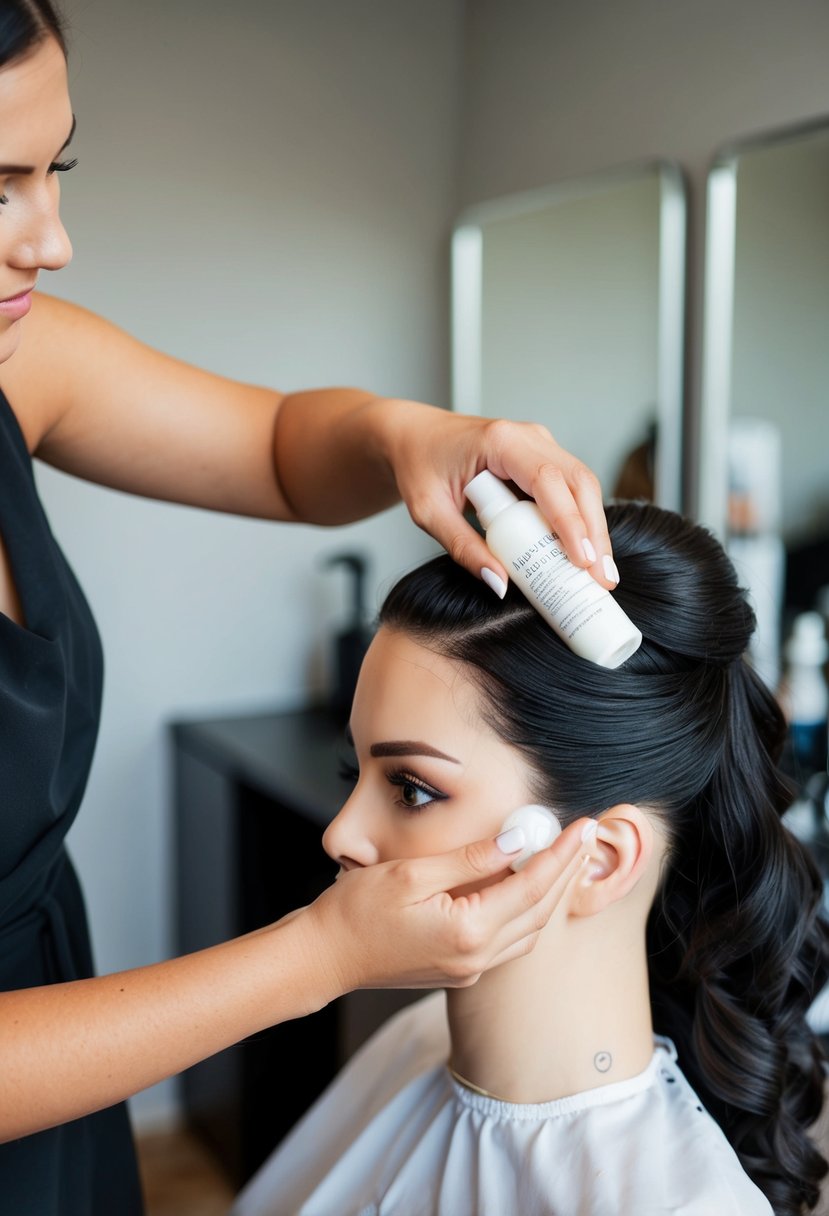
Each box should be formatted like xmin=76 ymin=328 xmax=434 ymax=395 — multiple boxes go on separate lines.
xmin=380 ymin=502 xmax=829 ymax=1216
xmin=0 ymin=0 xmax=64 ymax=69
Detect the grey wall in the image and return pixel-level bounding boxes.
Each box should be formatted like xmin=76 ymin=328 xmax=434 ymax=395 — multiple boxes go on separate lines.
xmin=47 ymin=0 xmax=460 ymax=1127
xmin=459 ymin=0 xmax=829 ymax=509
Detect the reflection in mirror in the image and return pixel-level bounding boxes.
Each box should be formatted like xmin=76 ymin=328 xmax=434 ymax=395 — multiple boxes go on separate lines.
xmin=699 ymin=121 xmax=829 ymax=706
xmin=451 ymin=161 xmax=687 ymax=512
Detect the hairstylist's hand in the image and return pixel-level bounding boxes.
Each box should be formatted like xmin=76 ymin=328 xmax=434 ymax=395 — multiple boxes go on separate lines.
xmin=378 ymin=401 xmax=618 ymax=593
xmin=300 ymin=818 xmax=594 ymax=998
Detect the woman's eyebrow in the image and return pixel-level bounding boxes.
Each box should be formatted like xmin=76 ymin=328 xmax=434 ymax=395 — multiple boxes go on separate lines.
xmin=369 ymin=741 xmax=460 ymax=764
xmin=0 ymin=115 xmax=77 ymax=176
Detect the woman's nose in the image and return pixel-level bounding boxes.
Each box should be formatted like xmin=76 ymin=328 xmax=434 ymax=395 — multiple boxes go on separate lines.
xmin=322 ymin=791 xmax=382 ymax=870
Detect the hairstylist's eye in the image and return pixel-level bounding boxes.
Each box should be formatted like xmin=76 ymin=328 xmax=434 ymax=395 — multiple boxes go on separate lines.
xmin=387 ymin=770 xmax=447 ymax=812
xmin=48 ymin=158 xmax=78 ymax=176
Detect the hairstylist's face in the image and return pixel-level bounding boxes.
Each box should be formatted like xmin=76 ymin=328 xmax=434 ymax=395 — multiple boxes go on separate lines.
xmin=324 ymin=626 xmax=535 ymax=884
xmin=0 ymin=36 xmax=74 ymax=364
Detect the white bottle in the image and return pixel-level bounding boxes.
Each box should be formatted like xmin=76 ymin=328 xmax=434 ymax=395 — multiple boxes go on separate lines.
xmin=779 ymin=611 xmax=829 ymax=777
xmin=464 ymin=470 xmax=642 ymax=668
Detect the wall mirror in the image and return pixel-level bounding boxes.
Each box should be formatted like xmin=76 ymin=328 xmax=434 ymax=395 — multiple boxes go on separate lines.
xmin=699 ymin=119 xmax=829 ymax=690
xmin=451 ymin=160 xmax=687 ymax=513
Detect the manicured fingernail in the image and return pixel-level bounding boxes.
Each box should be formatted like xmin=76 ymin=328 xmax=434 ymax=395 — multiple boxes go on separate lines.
xmin=481 ymin=567 xmax=507 ymax=599
xmin=496 ymin=826 xmax=526 ymax=854
xmin=580 ymin=820 xmax=598 ymax=843
xmin=602 ymin=555 xmax=620 ymax=585
xmin=581 ymin=538 xmax=597 ymax=563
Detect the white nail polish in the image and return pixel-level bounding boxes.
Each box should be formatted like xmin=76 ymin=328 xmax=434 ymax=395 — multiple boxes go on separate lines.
xmin=581 ymin=538 xmax=597 ymax=564
xmin=481 ymin=567 xmax=507 ymax=599
xmin=602 ymin=555 xmax=620 ymax=585
xmin=496 ymin=825 xmax=526 ymax=854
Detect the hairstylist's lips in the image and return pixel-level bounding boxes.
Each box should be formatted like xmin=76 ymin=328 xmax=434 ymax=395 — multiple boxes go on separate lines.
xmin=0 ymin=287 xmax=35 ymax=321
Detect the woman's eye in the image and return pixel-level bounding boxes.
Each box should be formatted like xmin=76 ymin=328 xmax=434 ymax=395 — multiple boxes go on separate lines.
xmin=400 ymin=781 xmax=432 ymax=808
xmin=388 ymin=772 xmax=446 ymax=811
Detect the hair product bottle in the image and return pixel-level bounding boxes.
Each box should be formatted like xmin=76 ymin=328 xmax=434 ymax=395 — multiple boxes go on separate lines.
xmin=464 ymin=470 xmax=642 ymax=668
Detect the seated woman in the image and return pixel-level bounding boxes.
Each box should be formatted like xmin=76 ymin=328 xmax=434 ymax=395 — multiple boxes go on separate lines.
xmin=232 ymin=502 xmax=829 ymax=1216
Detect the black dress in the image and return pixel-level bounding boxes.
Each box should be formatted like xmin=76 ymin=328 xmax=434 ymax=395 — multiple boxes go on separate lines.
xmin=0 ymin=390 xmax=144 ymax=1213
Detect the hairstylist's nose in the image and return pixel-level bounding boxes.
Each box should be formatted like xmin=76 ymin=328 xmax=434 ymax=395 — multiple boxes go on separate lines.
xmin=322 ymin=795 xmax=381 ymax=870
xmin=13 ymin=197 xmax=73 ymax=273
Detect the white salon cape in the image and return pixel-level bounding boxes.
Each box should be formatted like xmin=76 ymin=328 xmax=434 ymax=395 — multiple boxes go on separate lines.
xmin=231 ymin=992 xmax=773 ymax=1216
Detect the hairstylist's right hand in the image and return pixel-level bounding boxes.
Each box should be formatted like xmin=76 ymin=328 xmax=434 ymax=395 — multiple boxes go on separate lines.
xmin=298 ymin=818 xmax=594 ymax=1000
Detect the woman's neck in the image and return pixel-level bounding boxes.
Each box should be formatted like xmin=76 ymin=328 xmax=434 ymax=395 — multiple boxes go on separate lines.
xmin=445 ymin=915 xmax=655 ymax=1104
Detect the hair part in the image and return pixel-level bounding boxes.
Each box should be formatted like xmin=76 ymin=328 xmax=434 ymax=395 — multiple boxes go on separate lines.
xmin=380 ymin=501 xmax=829 ymax=1216
xmin=1 ymin=0 xmax=65 ymax=70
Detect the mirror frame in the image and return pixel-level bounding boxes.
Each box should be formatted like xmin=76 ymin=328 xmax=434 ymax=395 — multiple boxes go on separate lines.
xmin=698 ymin=115 xmax=829 ymax=541
xmin=451 ymin=159 xmax=688 ymax=513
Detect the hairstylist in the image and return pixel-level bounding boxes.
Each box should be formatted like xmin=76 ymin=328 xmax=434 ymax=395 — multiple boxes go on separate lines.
xmin=0 ymin=3 xmax=617 ymax=1211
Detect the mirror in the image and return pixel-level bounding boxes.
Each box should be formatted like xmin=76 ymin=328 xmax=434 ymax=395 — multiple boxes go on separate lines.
xmin=699 ymin=119 xmax=829 ymax=691
xmin=451 ymin=160 xmax=687 ymax=512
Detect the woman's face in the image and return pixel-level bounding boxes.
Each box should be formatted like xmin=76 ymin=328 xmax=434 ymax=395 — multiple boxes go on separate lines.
xmin=323 ymin=626 xmax=537 ymax=875
xmin=0 ymin=35 xmax=74 ymax=364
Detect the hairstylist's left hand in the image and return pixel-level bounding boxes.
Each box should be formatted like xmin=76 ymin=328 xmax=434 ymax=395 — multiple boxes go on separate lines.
xmin=297 ymin=817 xmax=594 ymax=1000
xmin=378 ymin=401 xmax=617 ymax=593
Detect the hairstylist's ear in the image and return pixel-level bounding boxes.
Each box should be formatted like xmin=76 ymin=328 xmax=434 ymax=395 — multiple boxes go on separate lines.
xmin=569 ymin=805 xmax=655 ymax=918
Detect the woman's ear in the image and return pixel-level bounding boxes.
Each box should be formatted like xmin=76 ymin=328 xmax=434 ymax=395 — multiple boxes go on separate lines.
xmin=569 ymin=804 xmax=656 ymax=918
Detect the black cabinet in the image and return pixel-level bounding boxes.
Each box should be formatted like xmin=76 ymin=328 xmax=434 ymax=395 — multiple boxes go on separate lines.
xmin=171 ymin=705 xmax=420 ymax=1191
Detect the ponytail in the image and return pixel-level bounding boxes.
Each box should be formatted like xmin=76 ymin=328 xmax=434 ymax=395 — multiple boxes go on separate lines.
xmin=648 ymin=658 xmax=829 ymax=1215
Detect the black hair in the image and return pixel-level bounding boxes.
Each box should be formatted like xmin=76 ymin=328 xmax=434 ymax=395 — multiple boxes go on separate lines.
xmin=379 ymin=501 xmax=829 ymax=1216
xmin=0 ymin=0 xmax=65 ymax=69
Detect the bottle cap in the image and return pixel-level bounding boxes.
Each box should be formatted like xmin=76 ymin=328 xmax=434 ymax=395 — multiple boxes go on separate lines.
xmin=464 ymin=470 xmax=520 ymax=531
xmin=785 ymin=611 xmax=829 ymax=666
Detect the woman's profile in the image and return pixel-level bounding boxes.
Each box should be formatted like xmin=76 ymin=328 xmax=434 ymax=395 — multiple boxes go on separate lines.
xmin=233 ymin=501 xmax=829 ymax=1216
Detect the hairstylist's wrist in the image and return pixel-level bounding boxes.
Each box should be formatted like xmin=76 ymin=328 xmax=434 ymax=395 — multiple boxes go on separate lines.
xmin=266 ymin=901 xmax=348 ymax=1018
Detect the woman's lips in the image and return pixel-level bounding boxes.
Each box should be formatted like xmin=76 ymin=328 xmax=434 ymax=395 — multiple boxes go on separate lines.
xmin=0 ymin=288 xmax=34 ymax=321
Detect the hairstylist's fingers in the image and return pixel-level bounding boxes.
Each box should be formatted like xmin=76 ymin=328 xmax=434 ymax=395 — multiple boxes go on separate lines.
xmin=406 ymin=818 xmax=593 ymax=988
xmin=434 ymin=498 xmax=512 ymax=599
xmin=487 ymin=421 xmax=615 ymax=588
xmin=534 ymin=460 xmax=616 ymax=590
xmin=474 ymin=823 xmax=596 ymax=970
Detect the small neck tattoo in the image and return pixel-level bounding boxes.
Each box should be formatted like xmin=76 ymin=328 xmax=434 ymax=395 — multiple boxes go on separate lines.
xmin=594 ymin=1050 xmax=613 ymax=1073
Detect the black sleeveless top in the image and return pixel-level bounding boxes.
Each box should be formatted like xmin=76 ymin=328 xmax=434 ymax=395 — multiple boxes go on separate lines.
xmin=0 ymin=390 xmax=144 ymax=1213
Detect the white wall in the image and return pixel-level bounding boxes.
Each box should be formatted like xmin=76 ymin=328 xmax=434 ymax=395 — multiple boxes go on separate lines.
xmin=45 ymin=0 xmax=460 ymax=1127
xmin=459 ymin=0 xmax=829 ymax=510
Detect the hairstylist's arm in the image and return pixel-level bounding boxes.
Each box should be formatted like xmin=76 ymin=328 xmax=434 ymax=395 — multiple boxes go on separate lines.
xmin=0 ymin=821 xmax=589 ymax=1142
xmin=8 ymin=296 xmax=615 ymax=591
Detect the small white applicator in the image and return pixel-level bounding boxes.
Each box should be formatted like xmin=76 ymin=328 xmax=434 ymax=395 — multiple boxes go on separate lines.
xmin=499 ymin=804 xmax=561 ymax=871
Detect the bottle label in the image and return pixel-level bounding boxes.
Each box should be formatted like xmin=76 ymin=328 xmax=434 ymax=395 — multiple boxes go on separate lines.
xmin=511 ymin=529 xmax=606 ymax=640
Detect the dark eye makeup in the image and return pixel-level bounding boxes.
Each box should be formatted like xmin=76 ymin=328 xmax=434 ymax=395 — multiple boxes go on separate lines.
xmin=337 ymin=756 xmax=448 ymax=811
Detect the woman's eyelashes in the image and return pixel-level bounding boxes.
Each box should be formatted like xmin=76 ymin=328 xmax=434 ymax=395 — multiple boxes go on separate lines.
xmin=337 ymin=757 xmax=447 ymax=812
